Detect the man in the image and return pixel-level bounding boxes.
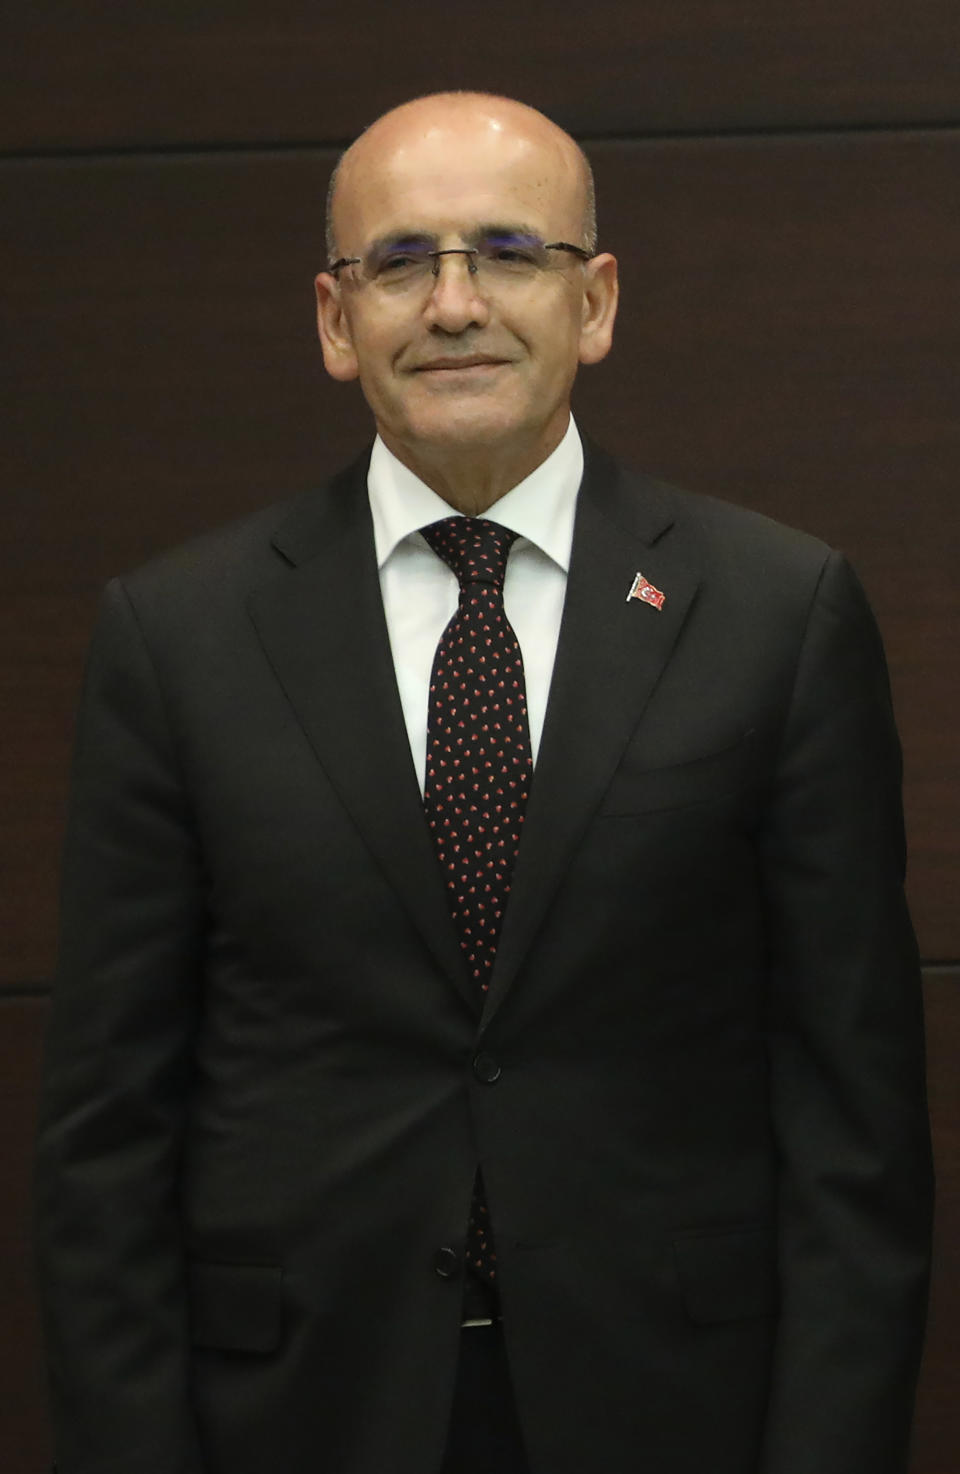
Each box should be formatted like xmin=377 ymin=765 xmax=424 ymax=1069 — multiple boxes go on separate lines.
xmin=36 ymin=93 xmax=932 ymax=1474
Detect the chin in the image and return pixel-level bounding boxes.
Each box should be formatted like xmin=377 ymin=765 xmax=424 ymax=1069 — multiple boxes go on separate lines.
xmin=401 ymin=399 xmax=535 ymax=452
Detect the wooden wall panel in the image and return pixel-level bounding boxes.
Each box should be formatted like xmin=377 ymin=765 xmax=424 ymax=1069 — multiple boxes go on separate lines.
xmin=3 ymin=7 xmax=957 ymax=1466
xmin=3 ymin=130 xmax=957 ymax=983
xmin=5 ymin=978 xmax=955 ymax=1474
xmin=3 ymin=1 xmax=960 ymax=154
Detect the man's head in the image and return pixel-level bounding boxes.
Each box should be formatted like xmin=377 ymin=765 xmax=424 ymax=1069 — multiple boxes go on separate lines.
xmin=315 ymin=92 xmax=618 ymax=508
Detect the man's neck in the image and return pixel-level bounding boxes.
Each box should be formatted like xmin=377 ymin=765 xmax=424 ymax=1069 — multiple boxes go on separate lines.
xmin=377 ymin=421 xmax=569 ymax=516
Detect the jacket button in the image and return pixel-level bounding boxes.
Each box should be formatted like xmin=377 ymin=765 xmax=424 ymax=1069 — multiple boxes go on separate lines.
xmin=434 ymin=1246 xmax=460 ymax=1279
xmin=473 ymin=1051 xmax=502 ymax=1084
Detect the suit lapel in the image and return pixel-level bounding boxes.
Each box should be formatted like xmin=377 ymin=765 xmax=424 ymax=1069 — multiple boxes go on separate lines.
xmin=247 ymin=455 xmax=471 ymax=1005
xmin=481 ymin=445 xmax=703 ymax=1027
xmin=246 ymin=446 xmax=702 ymax=1024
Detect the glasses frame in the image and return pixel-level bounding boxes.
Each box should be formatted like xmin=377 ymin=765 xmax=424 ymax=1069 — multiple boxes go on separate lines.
xmin=327 ymin=239 xmax=594 ymax=281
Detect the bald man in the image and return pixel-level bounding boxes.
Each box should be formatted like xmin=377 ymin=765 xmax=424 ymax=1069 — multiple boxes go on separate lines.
xmin=37 ymin=94 xmax=932 ymax=1474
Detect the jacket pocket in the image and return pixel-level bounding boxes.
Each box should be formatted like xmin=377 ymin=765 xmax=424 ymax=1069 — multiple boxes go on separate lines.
xmin=188 ymin=1260 xmax=284 ymax=1353
xmin=599 ymin=732 xmax=761 ymax=817
xmin=673 ymin=1224 xmax=778 ymax=1325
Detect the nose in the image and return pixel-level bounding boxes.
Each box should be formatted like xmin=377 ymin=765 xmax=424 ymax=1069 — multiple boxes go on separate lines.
xmin=422 ymin=253 xmax=491 ymax=333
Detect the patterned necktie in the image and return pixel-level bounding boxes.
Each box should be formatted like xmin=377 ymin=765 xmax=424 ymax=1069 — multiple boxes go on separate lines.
xmin=420 ymin=516 xmax=533 ymax=1284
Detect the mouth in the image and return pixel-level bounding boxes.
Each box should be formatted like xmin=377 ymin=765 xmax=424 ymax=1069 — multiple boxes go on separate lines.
xmin=412 ymin=356 xmax=509 ymax=374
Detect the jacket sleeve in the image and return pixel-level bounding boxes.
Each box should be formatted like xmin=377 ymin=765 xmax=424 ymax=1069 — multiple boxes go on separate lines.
xmin=35 ymin=578 xmax=207 ymax=1474
xmin=758 ymin=551 xmax=934 ymax=1474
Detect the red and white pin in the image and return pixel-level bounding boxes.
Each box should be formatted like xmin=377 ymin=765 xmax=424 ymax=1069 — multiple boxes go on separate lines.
xmin=626 ymin=571 xmax=666 ymax=611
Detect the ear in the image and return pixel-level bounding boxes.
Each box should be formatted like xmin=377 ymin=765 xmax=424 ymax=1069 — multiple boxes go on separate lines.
xmin=315 ymin=271 xmax=360 ymax=382
xmin=577 ymin=252 xmax=619 ymax=366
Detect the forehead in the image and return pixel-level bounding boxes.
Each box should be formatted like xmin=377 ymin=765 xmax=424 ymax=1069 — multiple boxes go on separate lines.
xmin=334 ymin=111 xmax=583 ymax=246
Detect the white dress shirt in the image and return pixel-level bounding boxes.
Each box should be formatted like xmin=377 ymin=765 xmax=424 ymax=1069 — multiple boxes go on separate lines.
xmin=368 ymin=417 xmax=583 ymax=792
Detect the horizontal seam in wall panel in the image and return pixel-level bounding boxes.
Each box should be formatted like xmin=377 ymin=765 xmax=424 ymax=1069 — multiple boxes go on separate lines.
xmin=578 ymin=118 xmax=960 ymax=146
xmin=1 ymin=117 xmax=959 ymax=165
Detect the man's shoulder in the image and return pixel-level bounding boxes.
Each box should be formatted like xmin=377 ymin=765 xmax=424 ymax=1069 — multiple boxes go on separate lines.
xmin=123 ymin=496 xmax=295 ymax=603
xmin=587 ymin=444 xmax=835 ymax=593
xmin=600 ymin=449 xmax=829 ymax=560
xmin=119 ymin=452 xmax=370 ymax=613
xmin=665 ymin=475 xmax=835 ymax=594
xmin=579 ymin=443 xmax=858 ymax=651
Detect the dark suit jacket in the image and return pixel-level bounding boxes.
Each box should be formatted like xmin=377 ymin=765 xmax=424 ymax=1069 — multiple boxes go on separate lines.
xmin=36 ymin=442 xmax=933 ymax=1474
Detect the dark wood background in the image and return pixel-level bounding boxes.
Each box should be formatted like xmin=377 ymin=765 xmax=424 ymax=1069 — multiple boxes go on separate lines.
xmin=2 ymin=5 xmax=957 ymax=1469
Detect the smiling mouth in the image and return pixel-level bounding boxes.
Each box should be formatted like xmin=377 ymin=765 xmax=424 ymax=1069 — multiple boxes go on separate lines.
xmin=413 ymin=357 xmax=508 ymax=373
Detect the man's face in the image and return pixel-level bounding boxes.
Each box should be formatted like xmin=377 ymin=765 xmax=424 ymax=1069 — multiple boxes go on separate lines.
xmin=315 ymin=100 xmax=617 ymax=476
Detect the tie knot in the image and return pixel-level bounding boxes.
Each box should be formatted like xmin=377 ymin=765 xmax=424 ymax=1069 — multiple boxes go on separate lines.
xmin=421 ymin=517 xmax=518 ymax=591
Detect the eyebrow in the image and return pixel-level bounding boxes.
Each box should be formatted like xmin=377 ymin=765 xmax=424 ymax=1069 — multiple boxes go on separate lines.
xmin=472 ymin=223 xmax=542 ymax=241
xmin=469 ymin=222 xmax=544 ymax=243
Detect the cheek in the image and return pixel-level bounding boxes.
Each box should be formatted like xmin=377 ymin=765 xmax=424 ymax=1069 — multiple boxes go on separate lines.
xmin=353 ymin=346 xmax=405 ymax=413
xmin=525 ymin=292 xmax=584 ymax=358
xmin=534 ymin=318 xmax=585 ymax=386
xmin=344 ymin=305 xmax=404 ymax=376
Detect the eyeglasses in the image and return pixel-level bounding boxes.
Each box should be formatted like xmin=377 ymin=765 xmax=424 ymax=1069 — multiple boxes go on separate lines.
xmin=328 ymin=230 xmax=593 ymax=292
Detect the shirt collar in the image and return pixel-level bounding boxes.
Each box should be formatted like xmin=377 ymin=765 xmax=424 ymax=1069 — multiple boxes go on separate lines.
xmin=368 ymin=416 xmax=583 ymax=574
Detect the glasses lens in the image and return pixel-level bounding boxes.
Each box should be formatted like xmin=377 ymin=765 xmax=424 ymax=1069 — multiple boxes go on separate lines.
xmin=355 ymin=232 xmax=569 ymax=289
xmin=364 ymin=241 xmax=435 ymax=286
xmin=475 ymin=233 xmax=549 ymax=278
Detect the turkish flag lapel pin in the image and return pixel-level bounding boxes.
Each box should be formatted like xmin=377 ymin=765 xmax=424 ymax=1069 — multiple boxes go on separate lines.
xmin=626 ymin=571 xmax=666 ymax=611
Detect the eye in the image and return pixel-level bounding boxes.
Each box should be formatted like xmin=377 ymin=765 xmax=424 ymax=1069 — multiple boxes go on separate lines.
xmin=494 ymin=246 xmax=537 ymax=265
xmin=479 ymin=235 xmax=544 ymax=272
xmin=379 ymin=252 xmax=418 ymax=273
xmin=371 ymin=246 xmax=431 ymax=281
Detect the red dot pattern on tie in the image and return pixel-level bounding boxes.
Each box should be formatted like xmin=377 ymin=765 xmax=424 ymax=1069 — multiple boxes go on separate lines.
xmin=421 ymin=516 xmax=533 ymax=994
xmin=420 ymin=516 xmax=533 ymax=1284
